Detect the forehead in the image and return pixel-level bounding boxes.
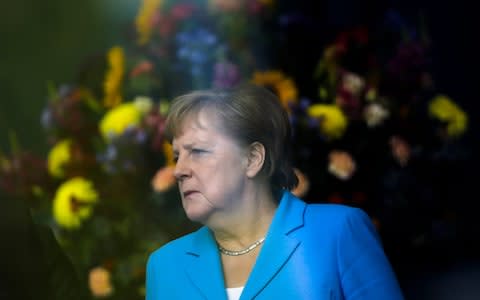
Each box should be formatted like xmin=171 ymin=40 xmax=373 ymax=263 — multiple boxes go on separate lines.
xmin=172 ymin=110 xmax=224 ymax=142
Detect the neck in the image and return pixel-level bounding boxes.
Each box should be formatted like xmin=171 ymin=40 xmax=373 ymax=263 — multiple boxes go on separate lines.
xmin=211 ymin=186 xmax=277 ymax=248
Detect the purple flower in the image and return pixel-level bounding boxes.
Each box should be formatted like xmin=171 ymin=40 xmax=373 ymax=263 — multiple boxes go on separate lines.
xmin=134 ymin=129 xmax=148 ymax=144
xmin=212 ymin=61 xmax=241 ymax=88
xmin=175 ymin=27 xmax=219 ymax=78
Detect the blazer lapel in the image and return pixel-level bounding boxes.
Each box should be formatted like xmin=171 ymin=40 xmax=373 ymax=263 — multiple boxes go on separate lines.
xmin=240 ymin=192 xmax=306 ymax=300
xmin=185 ymin=227 xmax=227 ymax=300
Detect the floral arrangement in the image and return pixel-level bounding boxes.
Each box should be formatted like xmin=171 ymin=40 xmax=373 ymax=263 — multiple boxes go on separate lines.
xmin=0 ymin=1 xmax=471 ymax=298
xmin=1 ymin=1 xmax=276 ymax=298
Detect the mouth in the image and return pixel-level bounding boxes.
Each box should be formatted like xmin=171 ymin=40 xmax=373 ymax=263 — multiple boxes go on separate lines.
xmin=182 ymin=190 xmax=198 ymax=198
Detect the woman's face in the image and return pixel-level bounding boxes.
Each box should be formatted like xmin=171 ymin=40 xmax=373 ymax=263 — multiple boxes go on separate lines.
xmin=172 ymin=110 xmax=250 ymax=224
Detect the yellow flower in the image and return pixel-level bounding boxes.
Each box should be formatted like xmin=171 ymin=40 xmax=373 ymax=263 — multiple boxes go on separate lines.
xmin=252 ymin=70 xmax=284 ymax=83
xmin=133 ymin=96 xmax=154 ymax=114
xmin=163 ymin=141 xmax=175 ymax=166
xmin=252 ymin=70 xmax=298 ymax=112
xmin=103 ymin=46 xmax=125 ymax=108
xmin=47 ymin=139 xmax=72 ymax=178
xmin=159 ymin=99 xmax=170 ymax=116
xmin=89 ymin=266 xmax=114 ymax=298
xmin=307 ymin=104 xmax=348 ymax=140
xmin=53 ymin=177 xmax=98 ymax=229
xmin=99 ymin=102 xmax=143 ymax=141
xmin=136 ymin=0 xmax=162 ymax=45
xmin=428 ymin=95 xmax=468 ymax=138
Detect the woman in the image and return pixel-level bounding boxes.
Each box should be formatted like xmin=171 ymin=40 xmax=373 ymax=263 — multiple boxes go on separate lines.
xmin=146 ymin=84 xmax=404 ymax=299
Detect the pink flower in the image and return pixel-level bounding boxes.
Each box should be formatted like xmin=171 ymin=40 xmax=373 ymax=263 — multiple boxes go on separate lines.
xmin=170 ymin=3 xmax=196 ymax=20
xmin=212 ymin=61 xmax=241 ymax=88
xmin=336 ymin=71 xmax=366 ymax=120
xmin=150 ymin=12 xmax=176 ymax=38
xmin=130 ymin=61 xmax=154 ymax=78
xmin=328 ymin=150 xmax=356 ymax=180
xmin=390 ymin=136 xmax=411 ymax=167
xmin=151 ymin=166 xmax=176 ymax=192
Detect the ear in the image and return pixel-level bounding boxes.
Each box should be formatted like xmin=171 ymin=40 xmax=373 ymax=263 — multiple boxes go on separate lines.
xmin=245 ymin=142 xmax=266 ymax=178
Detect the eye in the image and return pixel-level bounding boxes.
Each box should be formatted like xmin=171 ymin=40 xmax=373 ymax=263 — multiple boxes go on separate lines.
xmin=191 ymin=148 xmax=207 ymax=155
xmin=190 ymin=148 xmax=210 ymax=159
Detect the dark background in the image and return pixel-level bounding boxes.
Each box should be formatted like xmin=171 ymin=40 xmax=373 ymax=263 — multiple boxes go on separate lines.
xmin=274 ymin=1 xmax=480 ymax=298
xmin=0 ymin=0 xmax=140 ymax=153
xmin=1 ymin=0 xmax=478 ymax=299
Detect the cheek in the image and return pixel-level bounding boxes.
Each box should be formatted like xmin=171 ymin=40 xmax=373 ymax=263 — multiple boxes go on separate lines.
xmin=210 ymin=168 xmax=246 ymax=197
xmin=198 ymin=154 xmax=246 ymax=196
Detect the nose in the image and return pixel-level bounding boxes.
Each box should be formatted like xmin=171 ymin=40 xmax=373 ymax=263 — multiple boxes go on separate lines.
xmin=173 ymin=154 xmax=191 ymax=181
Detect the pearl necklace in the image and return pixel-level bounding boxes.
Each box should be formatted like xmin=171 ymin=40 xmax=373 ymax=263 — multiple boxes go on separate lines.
xmin=217 ymin=237 xmax=266 ymax=256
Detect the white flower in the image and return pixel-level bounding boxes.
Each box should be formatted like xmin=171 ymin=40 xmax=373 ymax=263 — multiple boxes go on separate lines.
xmin=341 ymin=72 xmax=365 ymax=96
xmin=328 ymin=150 xmax=356 ymax=180
xmin=364 ymin=103 xmax=390 ymax=127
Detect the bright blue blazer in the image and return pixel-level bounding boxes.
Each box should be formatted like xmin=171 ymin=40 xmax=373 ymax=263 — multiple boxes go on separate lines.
xmin=146 ymin=191 xmax=404 ymax=299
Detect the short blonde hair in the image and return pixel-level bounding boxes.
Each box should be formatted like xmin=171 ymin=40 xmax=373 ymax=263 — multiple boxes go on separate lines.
xmin=165 ymin=84 xmax=298 ymax=193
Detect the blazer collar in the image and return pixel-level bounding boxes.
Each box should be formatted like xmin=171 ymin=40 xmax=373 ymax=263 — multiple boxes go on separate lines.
xmin=185 ymin=226 xmax=227 ymax=299
xmin=241 ymin=191 xmax=306 ymax=299
xmin=184 ymin=191 xmax=306 ymax=299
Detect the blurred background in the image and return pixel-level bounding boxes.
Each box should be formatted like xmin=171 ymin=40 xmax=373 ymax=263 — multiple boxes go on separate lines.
xmin=1 ymin=0 xmax=479 ymax=299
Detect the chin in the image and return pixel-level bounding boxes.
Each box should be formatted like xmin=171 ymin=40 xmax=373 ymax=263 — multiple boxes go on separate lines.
xmin=183 ymin=204 xmax=211 ymax=224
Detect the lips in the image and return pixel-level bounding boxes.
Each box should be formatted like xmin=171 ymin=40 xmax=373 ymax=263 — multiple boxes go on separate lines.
xmin=182 ymin=190 xmax=198 ymax=198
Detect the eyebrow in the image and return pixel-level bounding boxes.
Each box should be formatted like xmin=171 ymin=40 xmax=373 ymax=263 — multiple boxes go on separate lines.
xmin=172 ymin=141 xmax=212 ymax=152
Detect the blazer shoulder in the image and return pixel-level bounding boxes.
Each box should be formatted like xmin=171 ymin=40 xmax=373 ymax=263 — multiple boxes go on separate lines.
xmin=307 ymin=202 xmax=362 ymax=215
xmin=305 ymin=202 xmax=370 ymax=227
xmin=147 ymin=227 xmax=201 ymax=265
